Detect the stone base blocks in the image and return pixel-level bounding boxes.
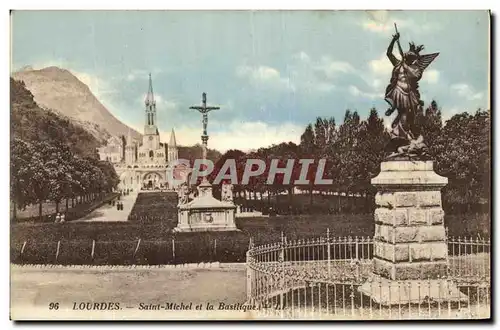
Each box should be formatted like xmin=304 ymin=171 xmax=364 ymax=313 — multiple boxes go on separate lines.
xmin=358 ymin=276 xmax=467 ymax=306
xmin=359 ymin=160 xmax=467 ymax=305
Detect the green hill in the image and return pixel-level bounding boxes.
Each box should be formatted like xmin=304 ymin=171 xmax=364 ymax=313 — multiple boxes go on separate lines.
xmin=11 ymin=78 xmax=103 ymax=158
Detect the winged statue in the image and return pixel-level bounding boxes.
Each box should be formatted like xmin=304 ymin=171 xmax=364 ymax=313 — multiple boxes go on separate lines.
xmin=384 ymin=24 xmax=439 ymax=158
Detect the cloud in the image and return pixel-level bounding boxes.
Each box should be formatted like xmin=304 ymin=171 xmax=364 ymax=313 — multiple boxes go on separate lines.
xmin=450 ymin=83 xmax=484 ymax=101
xmin=315 ymin=82 xmax=336 ymax=93
xmin=293 ymin=51 xmax=311 ymax=63
xmin=316 ymin=56 xmax=355 ymax=77
xmin=236 ymin=64 xmax=295 ymax=91
xmin=441 ymin=107 xmax=462 ymax=121
xmin=369 ymin=54 xmax=394 ymax=77
xmin=72 ymin=70 xmax=118 ymax=99
xmin=137 ymin=93 xmax=178 ymax=114
xmin=236 ymin=65 xmax=278 ymax=81
xmin=287 ymin=51 xmax=358 ymax=94
xmin=126 ymin=72 xmax=146 ymax=82
xmin=422 ymin=69 xmax=440 ymax=84
xmin=125 ymin=69 xmax=164 ymax=82
xmin=361 ymin=11 xmax=440 ymax=35
xmin=348 ymin=85 xmax=382 ymax=100
xmin=157 ymin=120 xmax=302 ymax=153
xmin=367 ymin=54 xmax=439 ymax=86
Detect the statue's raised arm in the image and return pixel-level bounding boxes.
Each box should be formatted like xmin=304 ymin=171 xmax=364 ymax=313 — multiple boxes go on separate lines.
xmin=383 ymin=26 xmax=439 ymax=159
xmin=386 ymin=32 xmax=401 ymax=66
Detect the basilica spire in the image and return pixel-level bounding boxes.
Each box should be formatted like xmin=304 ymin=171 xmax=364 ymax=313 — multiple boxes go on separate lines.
xmin=168 ymin=128 xmax=178 ymax=162
xmin=169 ymin=128 xmax=177 ymax=148
xmin=144 ymin=73 xmax=158 ymax=131
xmin=145 ymin=73 xmax=155 ymax=107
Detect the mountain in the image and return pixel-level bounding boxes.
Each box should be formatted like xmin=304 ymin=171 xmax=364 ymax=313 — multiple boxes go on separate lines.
xmin=11 ymin=66 xmax=141 ymax=142
xmin=11 ymin=78 xmax=102 ymax=158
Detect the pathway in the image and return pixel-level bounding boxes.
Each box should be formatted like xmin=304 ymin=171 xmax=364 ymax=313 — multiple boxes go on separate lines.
xmin=11 ymin=265 xmax=246 ymax=320
xmin=75 ymin=192 xmax=138 ymax=222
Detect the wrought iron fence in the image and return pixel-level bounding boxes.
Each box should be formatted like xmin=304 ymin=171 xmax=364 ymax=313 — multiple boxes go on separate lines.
xmin=246 ymin=230 xmax=490 ymax=320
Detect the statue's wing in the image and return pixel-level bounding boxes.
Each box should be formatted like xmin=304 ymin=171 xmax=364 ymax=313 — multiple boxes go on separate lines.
xmin=416 ymin=53 xmax=439 ymax=72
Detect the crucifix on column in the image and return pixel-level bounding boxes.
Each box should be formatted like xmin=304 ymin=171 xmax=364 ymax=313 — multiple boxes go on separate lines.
xmin=190 ymin=92 xmax=220 ymax=184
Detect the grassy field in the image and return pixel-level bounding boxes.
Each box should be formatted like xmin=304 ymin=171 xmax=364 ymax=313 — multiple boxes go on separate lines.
xmin=11 ymin=214 xmax=374 ymax=244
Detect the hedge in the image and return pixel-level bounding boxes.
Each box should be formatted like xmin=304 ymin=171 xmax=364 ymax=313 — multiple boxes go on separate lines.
xmin=12 ymin=232 xmax=250 ymax=265
xmin=10 ymin=213 xmax=488 ymax=265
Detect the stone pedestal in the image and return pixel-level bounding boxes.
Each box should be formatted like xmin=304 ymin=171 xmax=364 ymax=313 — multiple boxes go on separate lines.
xmin=174 ymin=181 xmax=239 ymax=232
xmin=359 ymin=160 xmax=466 ymax=305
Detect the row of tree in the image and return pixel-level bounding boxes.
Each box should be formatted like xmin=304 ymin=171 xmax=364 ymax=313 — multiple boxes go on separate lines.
xmin=10 ymin=78 xmax=120 ymax=220
xmin=208 ymin=101 xmax=490 ymax=214
xmin=11 ymin=138 xmax=120 ymax=220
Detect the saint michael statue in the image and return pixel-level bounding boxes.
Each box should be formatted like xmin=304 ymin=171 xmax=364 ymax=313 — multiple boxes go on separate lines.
xmin=384 ymin=24 xmax=439 ymax=158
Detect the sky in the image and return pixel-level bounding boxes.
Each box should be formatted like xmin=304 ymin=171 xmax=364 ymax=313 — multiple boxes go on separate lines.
xmin=11 ymin=10 xmax=490 ymax=152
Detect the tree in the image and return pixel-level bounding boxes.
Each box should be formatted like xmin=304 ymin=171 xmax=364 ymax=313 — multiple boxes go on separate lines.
xmin=358 ymin=108 xmax=388 ymax=191
xmin=46 ymin=143 xmax=77 ymax=213
xmin=209 ymin=149 xmax=246 ymax=198
xmin=299 ymin=123 xmax=317 ymax=205
xmin=28 ymin=141 xmax=53 ymax=221
xmin=10 ymin=138 xmax=35 ymax=219
xmin=96 ymin=160 xmax=120 ymax=193
xmin=422 ymin=100 xmax=443 ymax=152
xmin=300 ymin=124 xmax=315 ymax=153
xmin=433 ymin=109 xmax=490 ymax=212
xmin=72 ymin=157 xmax=94 ymax=204
xmin=298 ymin=117 xmax=337 ymax=205
xmin=264 ymin=142 xmax=301 ymax=207
xmin=335 ymin=110 xmax=361 ymax=191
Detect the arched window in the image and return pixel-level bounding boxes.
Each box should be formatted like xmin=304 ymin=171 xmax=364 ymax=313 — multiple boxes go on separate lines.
xmin=147 ymin=113 xmax=151 ymax=125
xmin=149 ymin=150 xmax=154 ymax=158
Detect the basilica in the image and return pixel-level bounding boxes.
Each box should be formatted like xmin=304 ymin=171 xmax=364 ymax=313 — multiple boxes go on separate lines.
xmin=97 ymin=75 xmax=182 ymax=191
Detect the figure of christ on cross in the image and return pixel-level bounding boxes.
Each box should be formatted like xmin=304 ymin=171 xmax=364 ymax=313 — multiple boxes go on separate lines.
xmin=189 ymin=92 xmax=220 ymax=185
xmin=190 ymin=92 xmax=220 ymax=139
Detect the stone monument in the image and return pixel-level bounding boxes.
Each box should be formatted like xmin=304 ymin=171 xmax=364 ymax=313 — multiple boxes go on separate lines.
xmin=174 ymin=93 xmax=238 ymax=232
xmin=359 ymin=24 xmax=466 ymax=304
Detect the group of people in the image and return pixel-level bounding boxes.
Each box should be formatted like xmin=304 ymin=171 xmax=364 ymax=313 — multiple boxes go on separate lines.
xmin=109 ymin=199 xmax=124 ymax=211
xmin=53 ymin=212 xmax=66 ymax=223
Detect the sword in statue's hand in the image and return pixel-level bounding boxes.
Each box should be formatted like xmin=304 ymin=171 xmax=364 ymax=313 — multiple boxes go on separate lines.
xmin=394 ymin=23 xmax=404 ymax=60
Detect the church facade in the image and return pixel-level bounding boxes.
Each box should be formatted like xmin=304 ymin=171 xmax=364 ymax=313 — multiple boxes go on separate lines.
xmin=98 ymin=74 xmax=181 ymax=191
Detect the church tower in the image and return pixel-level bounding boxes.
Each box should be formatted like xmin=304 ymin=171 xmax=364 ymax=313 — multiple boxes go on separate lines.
xmin=125 ymin=128 xmax=136 ymax=164
xmin=143 ymin=73 xmax=160 ymax=150
xmin=168 ymin=128 xmax=178 ymax=162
